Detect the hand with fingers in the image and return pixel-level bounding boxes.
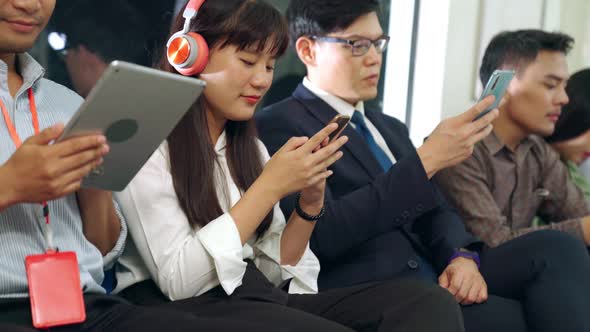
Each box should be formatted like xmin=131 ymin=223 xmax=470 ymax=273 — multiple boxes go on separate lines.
xmin=439 ymin=257 xmax=488 ymax=306
xmin=0 ymin=124 xmax=109 ymax=208
xmin=417 ymin=95 xmax=499 ymax=178
xmin=260 ymin=122 xmax=348 ymax=204
xmin=297 ymin=134 xmax=344 ymax=215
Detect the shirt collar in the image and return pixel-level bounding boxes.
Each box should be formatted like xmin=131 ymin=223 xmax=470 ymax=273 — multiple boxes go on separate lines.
xmin=0 ymin=53 xmax=45 ymax=92
xmin=483 ymin=131 xmax=535 ymax=156
xmin=214 ymin=130 xmax=227 ymax=155
xmin=302 ymin=77 xmax=364 ymax=117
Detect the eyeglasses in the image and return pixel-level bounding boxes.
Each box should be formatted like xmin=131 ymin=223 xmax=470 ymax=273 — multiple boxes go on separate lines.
xmin=311 ymin=35 xmax=390 ymax=57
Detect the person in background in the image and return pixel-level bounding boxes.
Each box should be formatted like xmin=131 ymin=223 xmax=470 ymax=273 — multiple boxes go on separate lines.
xmin=53 ymin=0 xmax=149 ymax=98
xmin=544 ymin=68 xmax=590 ymax=199
xmin=530 ymin=68 xmax=590 ymax=227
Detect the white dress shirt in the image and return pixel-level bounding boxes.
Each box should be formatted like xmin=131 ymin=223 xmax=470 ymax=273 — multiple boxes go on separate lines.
xmin=303 ymin=77 xmax=396 ymax=164
xmin=114 ymin=132 xmax=320 ymax=300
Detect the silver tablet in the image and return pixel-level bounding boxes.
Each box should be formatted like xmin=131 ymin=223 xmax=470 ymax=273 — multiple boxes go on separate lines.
xmin=59 ymin=60 xmax=206 ymax=191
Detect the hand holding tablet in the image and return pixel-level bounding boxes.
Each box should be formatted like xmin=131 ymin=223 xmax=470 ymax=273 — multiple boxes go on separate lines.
xmin=58 ymin=61 xmax=206 ymax=191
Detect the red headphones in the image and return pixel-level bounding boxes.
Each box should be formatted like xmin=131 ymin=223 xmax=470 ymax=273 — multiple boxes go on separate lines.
xmin=166 ymin=0 xmax=209 ymax=76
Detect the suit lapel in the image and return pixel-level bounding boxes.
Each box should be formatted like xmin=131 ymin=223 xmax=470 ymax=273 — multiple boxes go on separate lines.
xmin=292 ymin=84 xmax=384 ymax=177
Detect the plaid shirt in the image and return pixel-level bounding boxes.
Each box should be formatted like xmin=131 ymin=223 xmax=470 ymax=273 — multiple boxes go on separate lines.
xmin=435 ymin=131 xmax=589 ymax=247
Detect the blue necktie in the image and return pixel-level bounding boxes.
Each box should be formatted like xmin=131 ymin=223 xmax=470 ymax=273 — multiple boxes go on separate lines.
xmin=350 ymin=111 xmax=393 ymax=171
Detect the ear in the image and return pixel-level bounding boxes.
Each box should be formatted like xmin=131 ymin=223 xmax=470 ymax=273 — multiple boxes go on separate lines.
xmin=295 ymin=36 xmax=317 ymax=67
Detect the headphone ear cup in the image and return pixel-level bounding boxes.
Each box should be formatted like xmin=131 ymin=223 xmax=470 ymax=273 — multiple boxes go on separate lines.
xmin=175 ymin=32 xmax=209 ymax=76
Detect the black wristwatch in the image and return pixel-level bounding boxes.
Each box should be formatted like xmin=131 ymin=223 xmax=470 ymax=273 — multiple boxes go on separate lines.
xmin=294 ymin=193 xmax=325 ymax=222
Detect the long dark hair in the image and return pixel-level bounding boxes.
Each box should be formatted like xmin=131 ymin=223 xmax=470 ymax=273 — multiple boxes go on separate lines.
xmin=160 ymin=0 xmax=289 ymax=237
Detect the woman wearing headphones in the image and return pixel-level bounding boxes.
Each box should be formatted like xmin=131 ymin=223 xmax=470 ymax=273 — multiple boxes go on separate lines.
xmin=113 ymin=0 xmax=464 ymax=331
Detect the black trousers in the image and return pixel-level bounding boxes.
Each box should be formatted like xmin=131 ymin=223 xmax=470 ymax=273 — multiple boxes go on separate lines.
xmin=122 ymin=261 xmax=465 ymax=332
xmin=470 ymin=230 xmax=590 ymax=332
xmin=0 ymin=294 xmax=268 ymax=331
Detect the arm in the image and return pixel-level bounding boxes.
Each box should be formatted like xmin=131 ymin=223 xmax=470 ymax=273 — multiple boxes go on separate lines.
xmin=310 ymin=150 xmax=439 ymax=261
xmin=0 ymin=165 xmax=17 ymax=211
xmin=77 ymin=189 xmax=121 ymax=256
xmin=233 ymin=124 xmax=346 ymax=246
xmin=411 ymin=186 xmax=482 ymax=272
xmin=251 ymin=141 xmax=324 ymax=293
xmin=281 ymin=202 xmax=319 ymax=266
xmin=258 ymin=112 xmax=440 ymax=261
xmin=253 ymin=204 xmax=320 ymax=294
xmin=278 ymin=134 xmax=327 ymax=266
xmin=275 ymin=149 xmax=441 ymax=262
xmin=118 ymin=147 xmax=248 ymax=299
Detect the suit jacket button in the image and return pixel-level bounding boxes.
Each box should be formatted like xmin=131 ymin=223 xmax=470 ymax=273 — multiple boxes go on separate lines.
xmin=416 ymin=204 xmax=424 ymax=212
xmin=402 ymin=211 xmax=410 ymax=218
xmin=407 ymin=259 xmax=419 ymax=269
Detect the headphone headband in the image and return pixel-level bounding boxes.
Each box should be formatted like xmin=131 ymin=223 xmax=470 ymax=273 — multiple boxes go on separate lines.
xmin=184 ymin=0 xmax=206 ymax=18
xmin=167 ymin=0 xmax=209 ymax=76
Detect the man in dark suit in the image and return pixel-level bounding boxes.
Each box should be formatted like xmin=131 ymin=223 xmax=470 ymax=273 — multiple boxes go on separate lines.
xmin=256 ymin=1 xmax=590 ymax=331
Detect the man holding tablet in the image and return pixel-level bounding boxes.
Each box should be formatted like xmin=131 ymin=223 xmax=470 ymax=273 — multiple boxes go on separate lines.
xmin=0 ymin=0 xmax=257 ymax=330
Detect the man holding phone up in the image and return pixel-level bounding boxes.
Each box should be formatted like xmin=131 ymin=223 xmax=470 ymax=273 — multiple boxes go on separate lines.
xmin=256 ymin=1 xmax=590 ymax=331
xmin=436 ymin=30 xmax=590 ymax=249
xmin=436 ymin=28 xmax=590 ymax=282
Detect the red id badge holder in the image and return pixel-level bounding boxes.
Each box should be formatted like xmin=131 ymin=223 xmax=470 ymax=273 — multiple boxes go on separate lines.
xmin=25 ymin=219 xmax=86 ymax=328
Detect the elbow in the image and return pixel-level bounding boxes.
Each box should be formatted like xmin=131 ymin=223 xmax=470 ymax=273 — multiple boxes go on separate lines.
xmin=157 ymin=262 xmax=217 ymax=301
xmin=158 ymin=270 xmax=194 ymax=301
xmin=87 ymin=231 xmax=119 ymax=256
xmin=85 ymin=215 xmax=122 ymax=256
xmin=280 ymin=251 xmax=304 ymax=266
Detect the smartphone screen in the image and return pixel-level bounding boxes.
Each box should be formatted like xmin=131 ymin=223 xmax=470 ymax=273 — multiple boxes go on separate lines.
xmin=474 ymin=69 xmax=515 ymax=120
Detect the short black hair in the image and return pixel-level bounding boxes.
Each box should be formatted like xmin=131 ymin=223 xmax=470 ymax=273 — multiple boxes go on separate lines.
xmin=286 ymin=0 xmax=381 ymax=45
xmin=479 ymin=29 xmax=574 ymax=86
xmin=545 ymin=69 xmax=590 ymax=143
xmin=54 ymin=0 xmax=150 ymax=65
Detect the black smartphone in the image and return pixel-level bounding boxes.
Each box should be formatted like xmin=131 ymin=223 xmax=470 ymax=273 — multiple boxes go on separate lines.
xmin=327 ymin=114 xmax=351 ymax=142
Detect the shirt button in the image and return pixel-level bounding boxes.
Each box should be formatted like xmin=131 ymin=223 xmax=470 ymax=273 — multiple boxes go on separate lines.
xmin=407 ymin=259 xmax=419 ymax=270
xmin=416 ymin=204 xmax=424 ymax=212
xmin=402 ymin=211 xmax=410 ymax=218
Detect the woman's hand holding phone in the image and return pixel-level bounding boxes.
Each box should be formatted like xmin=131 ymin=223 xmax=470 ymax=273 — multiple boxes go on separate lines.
xmin=260 ymin=122 xmax=348 ymax=204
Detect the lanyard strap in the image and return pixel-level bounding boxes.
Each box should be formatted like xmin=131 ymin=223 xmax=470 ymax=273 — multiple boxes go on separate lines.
xmin=0 ymin=89 xmax=39 ymax=146
xmin=0 ymin=89 xmax=52 ymax=249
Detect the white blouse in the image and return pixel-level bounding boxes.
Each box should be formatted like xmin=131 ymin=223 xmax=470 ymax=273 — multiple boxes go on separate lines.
xmin=114 ymin=132 xmax=320 ymax=300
